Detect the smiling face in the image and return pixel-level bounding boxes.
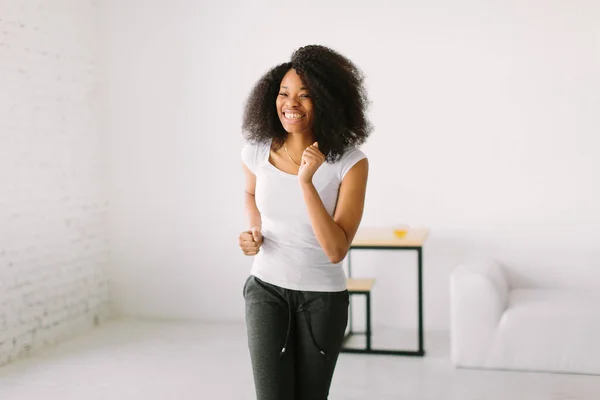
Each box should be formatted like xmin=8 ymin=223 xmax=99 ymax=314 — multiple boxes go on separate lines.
xmin=276 ymin=69 xmax=314 ymax=136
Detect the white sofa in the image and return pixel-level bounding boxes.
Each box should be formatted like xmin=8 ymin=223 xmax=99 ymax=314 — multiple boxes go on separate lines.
xmin=450 ymin=254 xmax=600 ymax=375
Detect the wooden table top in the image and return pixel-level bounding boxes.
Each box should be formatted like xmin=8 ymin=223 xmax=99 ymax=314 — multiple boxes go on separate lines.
xmin=351 ymin=227 xmax=429 ymax=248
xmin=346 ymin=278 xmax=375 ymax=292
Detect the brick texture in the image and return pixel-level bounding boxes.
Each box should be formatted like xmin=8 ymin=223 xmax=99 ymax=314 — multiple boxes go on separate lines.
xmin=0 ymin=0 xmax=113 ymax=366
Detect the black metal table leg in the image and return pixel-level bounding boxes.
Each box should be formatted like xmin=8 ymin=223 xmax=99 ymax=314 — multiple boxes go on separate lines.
xmin=347 ymin=250 xmax=353 ymax=334
xmin=341 ymin=245 xmax=425 ymax=356
xmin=417 ymin=248 xmax=424 ymax=355
xmin=366 ymin=291 xmax=372 ymax=351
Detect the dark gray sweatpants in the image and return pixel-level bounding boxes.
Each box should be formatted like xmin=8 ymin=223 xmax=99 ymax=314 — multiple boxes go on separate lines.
xmin=243 ymin=275 xmax=349 ymax=400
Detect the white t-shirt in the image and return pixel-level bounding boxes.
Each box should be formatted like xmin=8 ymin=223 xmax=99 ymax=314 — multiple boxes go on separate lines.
xmin=241 ymin=139 xmax=367 ymax=292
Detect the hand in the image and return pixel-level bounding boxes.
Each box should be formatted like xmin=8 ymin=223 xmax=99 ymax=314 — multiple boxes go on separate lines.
xmin=298 ymin=142 xmax=325 ymax=184
xmin=239 ymin=227 xmax=263 ymax=256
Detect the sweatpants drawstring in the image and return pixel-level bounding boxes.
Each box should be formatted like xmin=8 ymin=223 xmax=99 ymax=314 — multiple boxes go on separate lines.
xmin=280 ymin=291 xmax=292 ymax=357
xmin=300 ymin=293 xmax=329 ymax=360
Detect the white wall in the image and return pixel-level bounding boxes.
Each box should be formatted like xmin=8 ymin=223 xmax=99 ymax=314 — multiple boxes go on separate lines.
xmin=102 ymin=0 xmax=600 ymax=331
xmin=0 ymin=0 xmax=112 ymax=366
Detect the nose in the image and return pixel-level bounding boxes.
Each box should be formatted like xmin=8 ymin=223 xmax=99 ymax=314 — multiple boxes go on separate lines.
xmin=285 ymin=97 xmax=300 ymax=108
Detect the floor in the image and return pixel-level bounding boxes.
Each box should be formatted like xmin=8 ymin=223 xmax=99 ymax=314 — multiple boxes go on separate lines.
xmin=0 ymin=318 xmax=599 ymax=399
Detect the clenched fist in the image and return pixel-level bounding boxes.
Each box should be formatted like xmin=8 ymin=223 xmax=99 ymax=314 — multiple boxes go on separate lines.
xmin=298 ymin=142 xmax=325 ymax=184
xmin=239 ymin=227 xmax=263 ymax=256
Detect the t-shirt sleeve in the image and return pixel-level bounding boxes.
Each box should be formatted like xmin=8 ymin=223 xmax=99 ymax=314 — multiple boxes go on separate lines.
xmin=241 ymin=143 xmax=259 ymax=174
xmin=339 ymin=148 xmax=367 ymax=180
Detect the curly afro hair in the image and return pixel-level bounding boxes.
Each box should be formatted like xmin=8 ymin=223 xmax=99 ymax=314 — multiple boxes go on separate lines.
xmin=242 ymin=45 xmax=372 ymax=162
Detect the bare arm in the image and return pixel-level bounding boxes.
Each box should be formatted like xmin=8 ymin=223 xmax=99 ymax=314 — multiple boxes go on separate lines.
xmin=300 ymin=158 xmax=368 ymax=263
xmin=239 ymin=163 xmax=262 ymax=256
xmin=242 ymin=163 xmax=261 ymax=230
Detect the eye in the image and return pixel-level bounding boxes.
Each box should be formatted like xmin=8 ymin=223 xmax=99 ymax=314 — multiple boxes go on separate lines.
xmin=300 ymin=94 xmax=310 ymax=98
xmin=278 ymin=92 xmax=288 ymax=97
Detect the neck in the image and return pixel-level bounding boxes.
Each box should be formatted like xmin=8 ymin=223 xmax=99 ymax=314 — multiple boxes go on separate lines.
xmin=284 ymin=132 xmax=314 ymax=155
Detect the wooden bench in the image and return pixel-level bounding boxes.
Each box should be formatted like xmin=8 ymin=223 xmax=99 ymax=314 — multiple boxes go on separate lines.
xmin=343 ymin=278 xmax=375 ymax=352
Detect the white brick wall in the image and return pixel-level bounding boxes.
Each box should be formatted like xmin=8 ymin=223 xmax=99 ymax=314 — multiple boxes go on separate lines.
xmin=0 ymin=0 xmax=112 ymax=366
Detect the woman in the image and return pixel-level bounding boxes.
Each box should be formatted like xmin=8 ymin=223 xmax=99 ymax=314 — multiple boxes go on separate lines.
xmin=238 ymin=44 xmax=372 ymax=400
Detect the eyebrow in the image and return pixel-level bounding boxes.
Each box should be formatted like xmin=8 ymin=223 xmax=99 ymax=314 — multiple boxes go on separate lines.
xmin=281 ymin=86 xmax=308 ymax=90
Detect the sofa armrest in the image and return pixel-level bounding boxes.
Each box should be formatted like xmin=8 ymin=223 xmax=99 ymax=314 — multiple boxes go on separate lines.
xmin=452 ymin=258 xmax=509 ymax=307
xmin=450 ymin=258 xmax=509 ymax=366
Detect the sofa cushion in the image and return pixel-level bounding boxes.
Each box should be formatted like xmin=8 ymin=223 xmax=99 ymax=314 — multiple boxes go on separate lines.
xmin=487 ymin=288 xmax=600 ymax=374
xmin=507 ymin=288 xmax=600 ymax=318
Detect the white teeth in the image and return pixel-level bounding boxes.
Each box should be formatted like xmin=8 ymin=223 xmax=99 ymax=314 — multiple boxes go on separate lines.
xmin=284 ymin=112 xmax=304 ymax=119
